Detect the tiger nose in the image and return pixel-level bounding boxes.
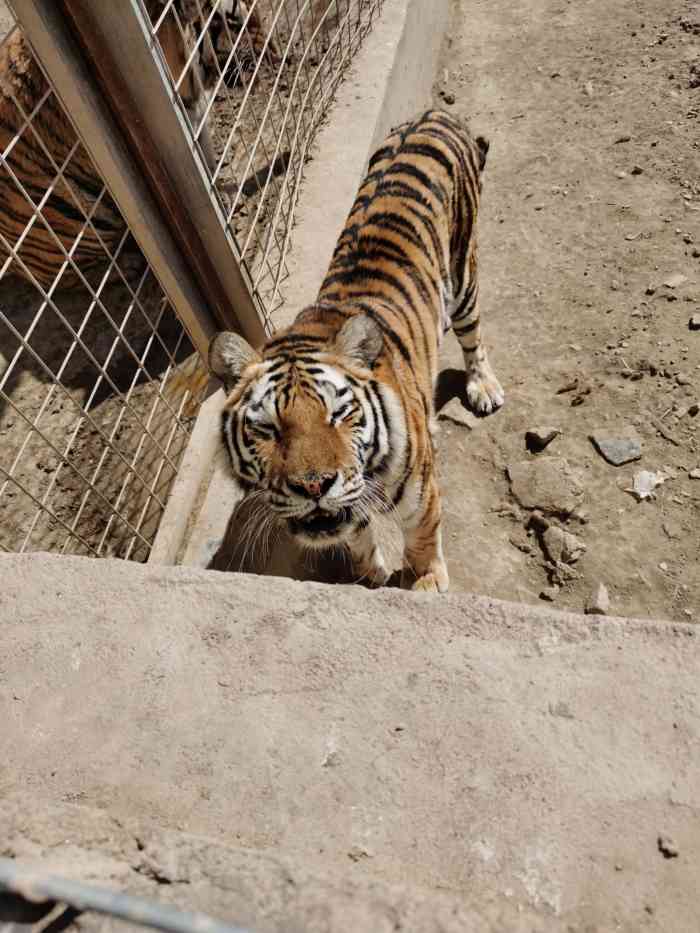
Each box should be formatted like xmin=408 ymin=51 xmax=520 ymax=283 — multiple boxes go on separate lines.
xmin=298 ymin=472 xmax=337 ymax=499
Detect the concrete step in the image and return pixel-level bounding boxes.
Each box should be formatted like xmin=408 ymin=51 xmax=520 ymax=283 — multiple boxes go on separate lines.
xmin=1 ymin=554 xmax=698 ymax=930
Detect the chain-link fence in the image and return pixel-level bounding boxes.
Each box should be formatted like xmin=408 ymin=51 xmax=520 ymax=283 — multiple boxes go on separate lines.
xmin=146 ymin=0 xmax=385 ymax=327
xmin=0 ymin=8 xmax=210 ymax=561
xmin=0 ymin=0 xmax=384 ymax=562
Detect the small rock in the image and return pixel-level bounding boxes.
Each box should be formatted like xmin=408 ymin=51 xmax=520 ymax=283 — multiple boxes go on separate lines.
xmin=657 ymin=835 xmax=679 ymax=859
xmin=525 ymin=426 xmax=560 ymax=453
xmin=548 ymin=700 xmax=574 ymax=719
xmin=585 ymin=582 xmax=610 ymax=616
xmin=663 ymin=273 xmax=687 ymax=289
xmin=676 ymin=373 xmax=692 ymax=386
xmin=689 ymin=468 xmax=700 ymax=480
xmin=440 ymin=90 xmax=456 ymax=105
xmin=689 ymin=315 xmax=700 ymax=331
xmin=645 ymin=285 xmax=656 ymax=296
xmin=583 ymin=81 xmax=594 ymax=96
xmin=615 ymin=171 xmax=628 ymax=179
xmin=659 ymin=561 xmax=669 ymax=572
xmin=590 ymin=431 xmax=642 ymax=466
xmin=626 ymin=469 xmax=669 ymax=501
xmin=507 ymin=457 xmax=585 ymax=516
xmin=614 ymin=134 xmax=632 ymax=144
xmin=688 ymin=403 xmax=699 ymax=416
xmin=541 ymin=525 xmax=587 ymax=564
xmin=347 ymin=846 xmax=371 ymax=862
xmin=630 ymin=165 xmax=644 ymax=175
xmin=662 ymin=520 xmax=682 ymax=540
xmin=540 ymin=586 xmax=559 ymax=602
xmin=438 ymin=397 xmax=473 ymax=429
xmin=610 ymin=279 xmax=621 ymax=290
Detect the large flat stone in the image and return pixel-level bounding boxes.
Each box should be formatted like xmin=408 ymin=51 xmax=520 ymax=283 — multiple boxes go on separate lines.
xmin=1 ymin=554 xmax=699 ymax=931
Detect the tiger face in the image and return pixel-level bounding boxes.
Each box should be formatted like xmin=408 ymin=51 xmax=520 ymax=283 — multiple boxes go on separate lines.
xmin=210 ymin=314 xmax=402 ymax=548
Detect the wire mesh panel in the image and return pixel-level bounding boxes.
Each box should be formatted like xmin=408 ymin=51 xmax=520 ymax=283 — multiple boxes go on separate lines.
xmin=144 ymin=0 xmax=385 ymax=329
xmin=0 ymin=8 xmax=208 ymax=561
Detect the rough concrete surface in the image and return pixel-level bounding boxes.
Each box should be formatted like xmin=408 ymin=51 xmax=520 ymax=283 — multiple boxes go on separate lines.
xmin=2 ymin=554 xmax=699 ymax=930
xmin=0 ymin=795 xmax=573 ymax=933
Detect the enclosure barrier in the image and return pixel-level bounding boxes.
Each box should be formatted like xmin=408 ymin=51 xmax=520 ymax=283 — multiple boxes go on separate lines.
xmin=0 ymin=0 xmax=384 ymax=562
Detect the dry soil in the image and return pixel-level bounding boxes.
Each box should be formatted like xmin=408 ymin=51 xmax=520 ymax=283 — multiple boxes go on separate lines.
xmin=433 ymin=0 xmax=699 ymax=622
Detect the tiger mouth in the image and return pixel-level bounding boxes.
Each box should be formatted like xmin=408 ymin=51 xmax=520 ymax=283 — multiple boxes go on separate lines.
xmin=290 ymin=507 xmax=353 ymax=537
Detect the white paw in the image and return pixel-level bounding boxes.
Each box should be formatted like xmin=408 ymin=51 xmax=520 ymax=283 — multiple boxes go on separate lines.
xmin=466 ymin=366 xmax=505 ymax=415
xmin=356 ymin=551 xmax=391 ymax=588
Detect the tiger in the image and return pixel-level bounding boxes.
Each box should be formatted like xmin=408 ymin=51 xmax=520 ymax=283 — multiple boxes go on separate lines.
xmin=0 ymin=2 xmax=216 ymax=290
xmin=209 ymin=109 xmax=504 ymax=592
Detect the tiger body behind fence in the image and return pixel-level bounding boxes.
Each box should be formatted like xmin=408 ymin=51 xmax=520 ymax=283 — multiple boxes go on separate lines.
xmin=0 ymin=3 xmax=217 ymax=290
xmin=210 ymin=109 xmax=504 ymax=592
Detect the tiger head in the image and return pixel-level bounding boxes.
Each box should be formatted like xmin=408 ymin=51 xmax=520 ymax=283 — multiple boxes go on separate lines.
xmin=209 ymin=313 xmax=403 ymax=549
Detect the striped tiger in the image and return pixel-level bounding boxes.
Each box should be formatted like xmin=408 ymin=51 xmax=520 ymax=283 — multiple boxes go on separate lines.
xmin=0 ymin=3 xmax=215 ymax=290
xmin=209 ymin=109 xmax=504 ymax=592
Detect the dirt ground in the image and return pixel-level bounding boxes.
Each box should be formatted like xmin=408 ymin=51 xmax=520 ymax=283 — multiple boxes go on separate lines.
xmin=431 ymin=0 xmax=699 ymax=622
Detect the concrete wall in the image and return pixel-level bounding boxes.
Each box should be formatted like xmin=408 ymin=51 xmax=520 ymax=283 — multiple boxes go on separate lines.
xmin=2 ymin=553 xmax=699 ymax=931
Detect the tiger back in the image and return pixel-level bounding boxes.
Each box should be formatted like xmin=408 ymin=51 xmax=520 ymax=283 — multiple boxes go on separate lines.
xmin=210 ymin=109 xmax=504 ymax=592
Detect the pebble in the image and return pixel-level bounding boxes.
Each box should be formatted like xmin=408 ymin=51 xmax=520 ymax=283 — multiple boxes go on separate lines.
xmin=615 ymin=171 xmax=628 ymax=179
xmin=589 ymin=431 xmax=642 ymax=466
xmin=663 ymin=273 xmax=687 ymax=289
xmin=507 ymin=457 xmax=585 ymax=516
xmin=657 ymin=835 xmax=679 ymax=859
xmin=585 ymin=582 xmax=610 ymax=616
xmin=630 ymin=165 xmax=644 ymax=175
xmin=689 ymin=314 xmax=700 ymax=331
xmin=438 ymin=397 xmax=473 ymax=429
xmin=525 ymin=426 xmax=560 ymax=453
xmin=541 ymin=525 xmax=587 ymax=564
xmin=610 ymin=279 xmax=620 ymax=290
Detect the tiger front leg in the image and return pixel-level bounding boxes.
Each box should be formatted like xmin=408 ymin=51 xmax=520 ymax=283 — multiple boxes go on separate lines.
xmin=348 ymin=521 xmax=391 ymax=588
xmin=403 ymin=476 xmax=449 ymax=593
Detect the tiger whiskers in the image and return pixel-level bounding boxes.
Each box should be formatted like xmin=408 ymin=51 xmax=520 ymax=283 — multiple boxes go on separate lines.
xmin=225 ymin=491 xmax=281 ymax=573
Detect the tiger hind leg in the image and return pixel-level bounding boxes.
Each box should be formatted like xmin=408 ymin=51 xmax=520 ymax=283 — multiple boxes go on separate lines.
xmin=451 ymin=252 xmax=504 ymax=416
xmin=403 ymin=476 xmax=449 ymax=593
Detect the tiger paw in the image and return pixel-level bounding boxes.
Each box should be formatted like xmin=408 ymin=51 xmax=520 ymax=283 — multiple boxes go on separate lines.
xmin=412 ymin=572 xmax=449 ymax=593
xmin=410 ymin=561 xmax=449 ymax=593
xmin=466 ymin=362 xmax=504 ymax=415
xmin=355 ymin=553 xmax=391 ymax=588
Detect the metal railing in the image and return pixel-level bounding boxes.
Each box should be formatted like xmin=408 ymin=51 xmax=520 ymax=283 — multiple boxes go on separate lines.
xmin=0 ymin=0 xmax=384 ymax=562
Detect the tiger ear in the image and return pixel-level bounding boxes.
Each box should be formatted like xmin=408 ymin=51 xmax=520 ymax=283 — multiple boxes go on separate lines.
xmin=208 ymin=331 xmax=261 ymax=391
xmin=475 ymin=135 xmax=489 ymax=172
xmin=336 ymin=313 xmax=384 ymax=368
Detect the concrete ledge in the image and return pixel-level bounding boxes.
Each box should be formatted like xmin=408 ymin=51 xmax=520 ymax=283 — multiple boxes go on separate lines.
xmin=181 ymin=0 xmax=449 ymax=568
xmin=2 ymin=554 xmax=698 ymax=930
xmin=1 ymin=796 xmax=564 ymax=932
